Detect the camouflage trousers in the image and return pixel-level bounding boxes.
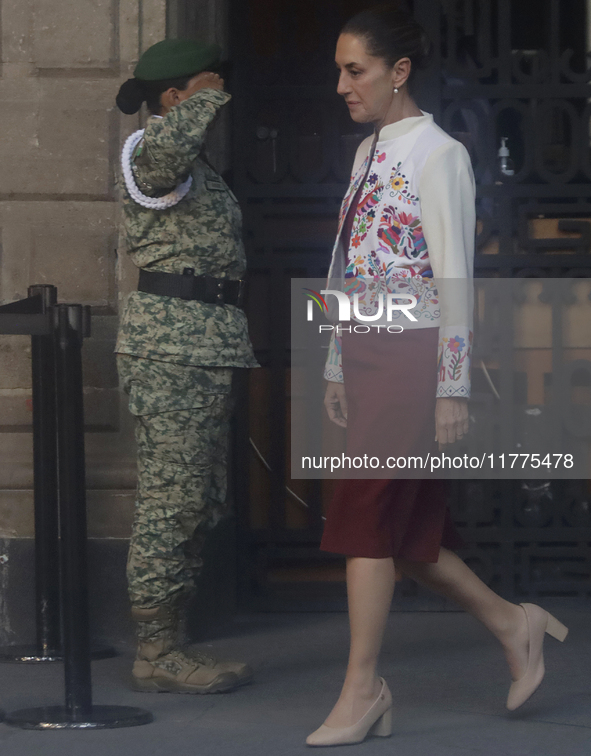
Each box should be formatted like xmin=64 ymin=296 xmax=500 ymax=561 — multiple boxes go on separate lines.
xmin=117 ymin=355 xmax=234 ymax=610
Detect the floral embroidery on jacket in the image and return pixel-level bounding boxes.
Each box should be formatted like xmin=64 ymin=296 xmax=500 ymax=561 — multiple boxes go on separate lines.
xmin=377 ymin=206 xmax=427 ymax=259
xmin=350 ymin=179 xmax=385 ymax=248
xmin=342 ymin=267 xmax=439 ymax=323
xmin=392 ymin=278 xmax=439 ymax=313
xmin=343 ymin=274 xmax=368 ymax=301
xmin=387 ymin=162 xmax=419 ymax=204
xmin=345 ymin=255 xmax=367 ymax=278
xmin=439 ymin=333 xmax=471 ymax=383
xmin=326 ymin=123 xmax=474 ymax=398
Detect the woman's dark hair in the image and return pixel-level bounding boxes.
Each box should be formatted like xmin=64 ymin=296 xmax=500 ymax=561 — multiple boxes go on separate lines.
xmin=116 ymin=74 xmax=194 ymax=115
xmin=341 ymin=4 xmax=432 ymax=84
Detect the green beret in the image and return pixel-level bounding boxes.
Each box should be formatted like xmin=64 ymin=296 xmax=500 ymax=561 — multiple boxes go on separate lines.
xmin=134 ymin=39 xmax=221 ymax=81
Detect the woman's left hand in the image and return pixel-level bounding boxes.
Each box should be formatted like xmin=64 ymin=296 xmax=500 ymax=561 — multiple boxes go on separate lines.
xmin=435 ymin=397 xmax=469 ymax=449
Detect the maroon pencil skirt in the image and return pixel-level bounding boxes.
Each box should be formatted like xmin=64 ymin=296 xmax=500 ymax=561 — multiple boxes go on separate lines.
xmin=320 ymin=327 xmax=465 ymax=562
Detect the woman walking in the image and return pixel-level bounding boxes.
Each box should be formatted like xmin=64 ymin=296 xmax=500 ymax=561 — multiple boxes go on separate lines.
xmin=307 ymin=5 xmax=568 ymax=746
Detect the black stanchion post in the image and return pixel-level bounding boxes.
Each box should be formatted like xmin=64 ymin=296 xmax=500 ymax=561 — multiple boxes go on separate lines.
xmin=0 ymin=285 xmax=63 ymax=663
xmin=7 ymin=303 xmax=152 ymax=729
xmin=56 ymin=304 xmax=93 ymax=715
xmin=31 ymin=285 xmax=61 ymax=661
xmin=0 ymin=288 xmax=114 ymax=664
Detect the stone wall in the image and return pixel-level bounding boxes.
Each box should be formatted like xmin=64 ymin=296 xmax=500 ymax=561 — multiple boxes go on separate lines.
xmin=0 ymin=0 xmax=233 ymax=645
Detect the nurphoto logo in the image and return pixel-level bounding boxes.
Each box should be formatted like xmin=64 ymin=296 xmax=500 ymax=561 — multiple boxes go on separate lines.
xmin=303 ymin=287 xmax=418 ymax=334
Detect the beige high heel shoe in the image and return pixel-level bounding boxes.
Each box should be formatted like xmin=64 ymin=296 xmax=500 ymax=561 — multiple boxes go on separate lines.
xmin=506 ymin=602 xmax=568 ymax=711
xmin=305 ymin=677 xmax=392 ymax=747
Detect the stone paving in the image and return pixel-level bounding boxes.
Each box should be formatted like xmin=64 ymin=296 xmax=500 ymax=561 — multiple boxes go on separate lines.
xmin=0 ymin=602 xmax=589 ymax=756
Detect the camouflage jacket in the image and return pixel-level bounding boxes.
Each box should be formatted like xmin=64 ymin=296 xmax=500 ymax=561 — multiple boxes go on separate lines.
xmin=115 ymin=87 xmax=258 ymax=368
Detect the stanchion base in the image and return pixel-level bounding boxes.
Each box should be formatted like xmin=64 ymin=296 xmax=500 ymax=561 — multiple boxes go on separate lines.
xmin=6 ymin=705 xmax=153 ymax=730
xmin=0 ymin=645 xmax=117 ymax=663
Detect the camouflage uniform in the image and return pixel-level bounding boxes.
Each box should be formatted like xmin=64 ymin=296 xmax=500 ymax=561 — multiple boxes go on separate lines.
xmin=115 ymin=88 xmax=258 ymax=623
xmin=116 ymin=357 xmax=234 ymax=609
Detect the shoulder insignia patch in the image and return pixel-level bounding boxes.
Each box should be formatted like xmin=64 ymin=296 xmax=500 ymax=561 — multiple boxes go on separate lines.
xmin=206 ymin=179 xmax=225 ymax=191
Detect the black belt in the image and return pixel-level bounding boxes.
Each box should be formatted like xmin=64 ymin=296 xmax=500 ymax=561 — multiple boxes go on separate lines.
xmin=138 ymin=268 xmax=245 ymax=306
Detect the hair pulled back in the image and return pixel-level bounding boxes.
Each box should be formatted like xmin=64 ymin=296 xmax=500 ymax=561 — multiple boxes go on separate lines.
xmin=341 ymin=3 xmax=432 ymax=83
xmin=116 ymin=74 xmax=194 ymax=115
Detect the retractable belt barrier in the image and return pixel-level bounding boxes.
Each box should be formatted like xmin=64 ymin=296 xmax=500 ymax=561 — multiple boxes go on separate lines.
xmin=0 ymin=285 xmax=152 ymax=729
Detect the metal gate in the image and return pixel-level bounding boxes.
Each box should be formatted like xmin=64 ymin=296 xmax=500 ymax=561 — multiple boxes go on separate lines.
xmin=230 ymin=0 xmax=591 ymax=610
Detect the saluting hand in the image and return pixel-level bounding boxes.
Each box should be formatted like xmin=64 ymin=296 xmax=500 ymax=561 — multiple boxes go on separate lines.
xmin=186 ymin=72 xmax=225 ymax=96
xmin=435 ymin=397 xmax=469 ymax=450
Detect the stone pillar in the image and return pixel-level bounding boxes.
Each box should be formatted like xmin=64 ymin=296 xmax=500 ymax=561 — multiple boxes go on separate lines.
xmin=0 ymin=0 xmax=168 ymax=644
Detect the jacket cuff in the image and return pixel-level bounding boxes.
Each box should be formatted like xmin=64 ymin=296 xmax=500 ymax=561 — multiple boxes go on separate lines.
xmin=324 ymin=331 xmax=344 ymax=383
xmin=436 ymin=327 xmax=472 ymax=398
xmin=324 ymin=366 xmax=344 ymax=383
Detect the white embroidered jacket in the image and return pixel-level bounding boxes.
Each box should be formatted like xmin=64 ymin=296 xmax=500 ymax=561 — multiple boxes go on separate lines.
xmin=324 ymin=112 xmax=476 ymax=398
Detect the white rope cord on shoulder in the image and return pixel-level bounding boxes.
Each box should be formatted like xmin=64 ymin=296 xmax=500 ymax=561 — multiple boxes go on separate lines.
xmin=121 ymin=129 xmax=192 ymax=210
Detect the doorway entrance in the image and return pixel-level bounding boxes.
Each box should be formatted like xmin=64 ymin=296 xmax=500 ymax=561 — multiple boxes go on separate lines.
xmin=229 ymin=0 xmax=591 ymax=611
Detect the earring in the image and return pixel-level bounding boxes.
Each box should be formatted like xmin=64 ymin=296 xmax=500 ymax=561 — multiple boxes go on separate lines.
xmin=393 ymin=87 xmax=399 ymax=94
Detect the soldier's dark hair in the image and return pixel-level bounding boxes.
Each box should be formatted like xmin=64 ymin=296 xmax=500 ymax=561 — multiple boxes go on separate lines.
xmin=341 ymin=4 xmax=432 ymax=85
xmin=116 ymin=75 xmax=194 ymax=115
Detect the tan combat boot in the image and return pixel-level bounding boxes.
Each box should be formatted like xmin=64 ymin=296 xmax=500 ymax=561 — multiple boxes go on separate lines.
xmin=131 ymin=604 xmax=253 ymax=693
xmin=182 ymin=646 xmax=254 ymax=687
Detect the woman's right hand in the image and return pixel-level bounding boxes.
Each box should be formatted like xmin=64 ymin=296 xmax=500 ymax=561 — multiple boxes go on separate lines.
xmin=324 ymin=381 xmax=347 ymax=428
xmin=186 ymin=72 xmax=225 ymax=96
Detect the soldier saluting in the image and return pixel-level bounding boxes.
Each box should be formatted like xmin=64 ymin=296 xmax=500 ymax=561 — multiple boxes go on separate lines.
xmin=115 ymin=39 xmax=258 ymax=694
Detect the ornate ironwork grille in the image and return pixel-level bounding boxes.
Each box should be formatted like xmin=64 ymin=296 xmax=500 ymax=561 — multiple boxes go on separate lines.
xmin=230 ymin=0 xmax=591 ymax=611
